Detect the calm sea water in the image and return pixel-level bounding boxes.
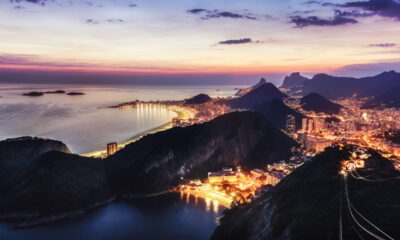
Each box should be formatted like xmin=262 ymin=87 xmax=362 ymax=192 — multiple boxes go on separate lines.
xmin=0 ymin=84 xmax=241 ymax=153
xmin=0 ymin=193 xmax=225 ymax=240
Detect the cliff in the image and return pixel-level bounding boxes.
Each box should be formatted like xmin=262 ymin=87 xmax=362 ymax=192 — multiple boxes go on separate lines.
xmin=211 ymin=145 xmax=400 ymax=240
xmin=280 ymin=72 xmax=309 ymax=89
xmin=105 ymin=111 xmax=297 ymax=195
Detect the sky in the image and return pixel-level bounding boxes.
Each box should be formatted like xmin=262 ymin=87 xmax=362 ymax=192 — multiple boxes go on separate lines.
xmin=0 ymin=0 xmax=400 ymax=85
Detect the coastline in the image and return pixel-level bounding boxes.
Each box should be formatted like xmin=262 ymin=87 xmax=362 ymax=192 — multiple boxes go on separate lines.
xmin=82 ymin=105 xmax=195 ymax=158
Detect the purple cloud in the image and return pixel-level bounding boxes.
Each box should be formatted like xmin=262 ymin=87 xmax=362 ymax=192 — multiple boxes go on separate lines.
xmin=369 ymin=43 xmax=397 ymax=47
xmin=289 ymin=15 xmax=358 ymax=28
xmin=219 ymin=38 xmax=253 ymax=45
xmin=342 ymin=0 xmax=400 ymax=20
xmin=187 ymin=9 xmax=257 ymax=20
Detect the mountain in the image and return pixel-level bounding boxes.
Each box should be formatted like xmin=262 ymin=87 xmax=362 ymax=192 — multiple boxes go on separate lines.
xmin=230 ymin=83 xmax=287 ymax=109
xmin=280 ymin=72 xmax=309 ymax=89
xmin=211 ymin=145 xmax=400 ymax=240
xmin=184 ymin=93 xmax=211 ymax=104
xmin=300 ymin=71 xmax=400 ymax=99
xmin=300 ymin=93 xmax=343 ymax=114
xmin=0 ymin=137 xmax=70 ymax=196
xmin=362 ymin=85 xmax=400 ymax=109
xmin=1 ymin=151 xmax=114 ymax=228
xmin=105 ymin=111 xmax=297 ymax=195
xmin=235 ymin=78 xmax=267 ymax=97
xmin=252 ymin=99 xmax=304 ymax=130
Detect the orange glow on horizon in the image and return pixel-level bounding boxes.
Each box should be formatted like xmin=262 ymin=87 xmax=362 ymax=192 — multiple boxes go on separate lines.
xmin=0 ymin=61 xmax=344 ymax=76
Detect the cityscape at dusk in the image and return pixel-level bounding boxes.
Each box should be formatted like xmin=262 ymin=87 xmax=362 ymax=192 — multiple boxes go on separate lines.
xmin=1 ymin=1 xmax=400 ymax=240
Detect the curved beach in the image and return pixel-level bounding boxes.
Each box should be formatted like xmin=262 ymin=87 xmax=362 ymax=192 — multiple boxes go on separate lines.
xmin=82 ymin=105 xmax=195 ymax=158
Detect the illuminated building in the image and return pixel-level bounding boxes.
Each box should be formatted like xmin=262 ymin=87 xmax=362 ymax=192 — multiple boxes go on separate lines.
xmin=107 ymin=142 xmax=118 ymax=156
xmin=285 ymin=114 xmax=297 ymax=134
xmin=208 ymin=168 xmax=238 ymax=183
xmin=302 ymin=118 xmax=308 ymax=132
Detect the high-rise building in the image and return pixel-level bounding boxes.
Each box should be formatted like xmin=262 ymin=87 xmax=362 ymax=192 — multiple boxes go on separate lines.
xmin=107 ymin=142 xmax=118 ymax=156
xmin=302 ymin=118 xmax=308 ymax=132
xmin=308 ymin=119 xmax=314 ymax=133
xmin=286 ymin=115 xmax=297 ymax=133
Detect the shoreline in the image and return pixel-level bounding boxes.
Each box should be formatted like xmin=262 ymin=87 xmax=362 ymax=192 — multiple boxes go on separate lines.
xmin=82 ymin=105 xmax=195 ymax=158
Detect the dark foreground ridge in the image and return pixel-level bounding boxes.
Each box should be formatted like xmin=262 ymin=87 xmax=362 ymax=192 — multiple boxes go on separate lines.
xmin=211 ymin=145 xmax=400 ymax=240
xmin=0 ymin=111 xmax=297 ymax=228
xmin=105 ymin=111 xmax=297 ymax=195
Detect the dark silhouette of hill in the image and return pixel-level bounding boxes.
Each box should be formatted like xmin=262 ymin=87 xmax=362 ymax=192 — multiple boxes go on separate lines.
xmin=105 ymin=111 xmax=297 ymax=195
xmin=1 ymin=112 xmax=297 ymax=227
xmin=301 ymin=93 xmax=343 ymax=114
xmin=184 ymin=93 xmax=211 ymax=104
xmin=362 ymin=85 xmax=400 ymax=109
xmin=0 ymin=137 xmax=113 ymax=228
xmin=235 ymin=78 xmax=267 ymax=96
xmin=252 ymin=99 xmax=304 ymax=130
xmin=230 ymin=83 xmax=287 ymax=109
xmin=1 ymin=151 xmax=114 ymax=228
xmin=0 ymin=137 xmax=70 ymax=197
xmin=211 ymin=145 xmax=400 ymax=240
xmin=300 ymin=71 xmax=400 ymax=99
xmin=280 ymin=72 xmax=309 ymax=89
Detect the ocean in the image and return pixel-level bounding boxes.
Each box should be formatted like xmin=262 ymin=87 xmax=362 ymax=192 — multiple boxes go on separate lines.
xmin=0 ymin=83 xmax=242 ymax=153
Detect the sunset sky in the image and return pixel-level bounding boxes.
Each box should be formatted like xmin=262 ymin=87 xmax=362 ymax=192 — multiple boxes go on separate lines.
xmin=1 ymin=0 xmax=400 ymax=84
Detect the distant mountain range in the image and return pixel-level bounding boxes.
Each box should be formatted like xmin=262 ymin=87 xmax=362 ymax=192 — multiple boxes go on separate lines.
xmin=292 ymin=71 xmax=400 ymax=99
xmin=362 ymin=85 xmax=400 ymax=109
xmin=211 ymin=145 xmax=400 ymax=240
xmin=300 ymin=93 xmax=343 ymax=115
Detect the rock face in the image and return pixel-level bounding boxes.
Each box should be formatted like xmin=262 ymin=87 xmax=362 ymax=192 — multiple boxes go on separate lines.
xmin=300 ymin=71 xmax=400 ymax=99
xmin=211 ymin=145 xmax=400 ymax=240
xmin=300 ymin=92 xmax=343 ymax=115
xmin=230 ymin=83 xmax=287 ymax=109
xmin=105 ymin=111 xmax=297 ymax=195
xmin=0 ymin=138 xmax=113 ymax=228
xmin=235 ymin=78 xmax=267 ymax=97
xmin=184 ymin=93 xmax=212 ymax=104
xmin=362 ymin=85 xmax=400 ymax=109
xmin=280 ymin=72 xmax=309 ymax=89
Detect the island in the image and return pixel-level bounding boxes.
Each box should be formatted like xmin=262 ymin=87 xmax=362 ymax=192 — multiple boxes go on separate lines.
xmin=66 ymin=92 xmax=85 ymax=96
